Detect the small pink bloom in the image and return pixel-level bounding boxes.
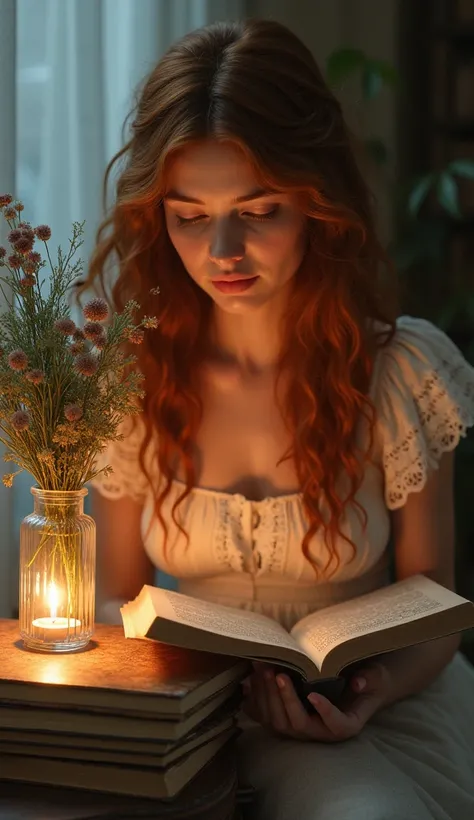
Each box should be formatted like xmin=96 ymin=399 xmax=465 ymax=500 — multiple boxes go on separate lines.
xmin=74 ymin=352 xmax=99 ymax=377
xmin=8 ymin=229 xmax=22 ymax=244
xmin=83 ymin=321 xmax=104 ymax=341
xmin=54 ymin=318 xmax=76 ymax=336
xmin=127 ymin=327 xmax=145 ymax=345
xmin=13 ymin=235 xmax=34 ymax=254
xmin=69 ymin=341 xmax=85 ymax=356
xmin=7 ymin=254 xmax=22 ymax=270
xmin=64 ymin=403 xmax=83 ymax=422
xmin=11 ymin=410 xmax=30 ymax=431
xmin=35 ymin=224 xmax=51 ymax=241
xmin=83 ymin=297 xmax=109 ymax=322
xmin=22 ymin=261 xmax=37 ymax=275
xmin=8 ymin=349 xmax=28 ymax=371
xmin=93 ymin=331 xmax=107 ymax=350
xmin=18 ymin=222 xmax=34 ymax=237
xmin=25 ymin=369 xmax=45 ymax=385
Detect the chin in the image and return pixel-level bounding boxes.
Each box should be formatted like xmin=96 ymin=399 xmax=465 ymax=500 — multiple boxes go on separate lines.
xmin=211 ymin=292 xmax=271 ymax=314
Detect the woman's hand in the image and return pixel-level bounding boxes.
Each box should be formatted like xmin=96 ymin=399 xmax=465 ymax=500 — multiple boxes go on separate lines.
xmin=242 ymin=661 xmax=394 ymax=742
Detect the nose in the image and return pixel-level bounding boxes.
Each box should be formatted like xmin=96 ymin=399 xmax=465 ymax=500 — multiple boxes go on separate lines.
xmin=209 ymin=252 xmax=244 ymax=270
xmin=208 ymin=219 xmax=245 ymax=268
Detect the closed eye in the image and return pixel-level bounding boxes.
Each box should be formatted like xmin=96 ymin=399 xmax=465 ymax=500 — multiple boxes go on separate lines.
xmin=175 ymin=206 xmax=280 ymax=228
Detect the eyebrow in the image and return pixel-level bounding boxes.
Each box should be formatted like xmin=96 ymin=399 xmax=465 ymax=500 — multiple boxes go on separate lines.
xmin=163 ymin=187 xmax=278 ymax=204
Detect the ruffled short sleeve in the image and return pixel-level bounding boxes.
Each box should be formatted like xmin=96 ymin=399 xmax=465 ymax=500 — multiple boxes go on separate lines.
xmin=373 ymin=316 xmax=474 ymax=510
xmin=87 ymin=414 xmax=155 ymax=503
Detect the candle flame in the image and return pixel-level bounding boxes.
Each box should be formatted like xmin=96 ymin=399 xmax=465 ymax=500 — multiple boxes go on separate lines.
xmin=48 ymin=582 xmax=59 ymax=620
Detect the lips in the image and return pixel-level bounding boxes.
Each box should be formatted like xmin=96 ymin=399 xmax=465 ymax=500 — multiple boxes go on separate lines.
xmin=211 ymin=276 xmax=259 ymax=294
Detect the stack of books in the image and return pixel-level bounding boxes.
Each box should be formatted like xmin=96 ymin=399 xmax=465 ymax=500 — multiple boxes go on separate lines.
xmin=0 ymin=619 xmax=247 ymax=803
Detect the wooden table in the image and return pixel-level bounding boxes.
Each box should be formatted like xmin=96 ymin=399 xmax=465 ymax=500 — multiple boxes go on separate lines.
xmin=0 ymin=746 xmax=239 ymax=819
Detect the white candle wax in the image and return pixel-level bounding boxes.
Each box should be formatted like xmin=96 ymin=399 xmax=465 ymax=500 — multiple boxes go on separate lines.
xmin=31 ymin=617 xmax=81 ymax=642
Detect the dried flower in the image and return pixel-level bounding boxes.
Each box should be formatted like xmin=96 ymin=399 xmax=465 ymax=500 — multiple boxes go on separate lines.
xmin=25 ymin=369 xmax=45 ymax=385
xmin=70 ymin=341 xmax=86 ymax=356
xmin=127 ymin=327 xmax=145 ymax=344
xmin=35 ymin=224 xmax=51 ymax=241
xmin=14 ymin=202 xmax=24 ymax=213
xmin=93 ymin=331 xmax=107 ymax=350
xmin=11 ymin=410 xmax=31 ymax=431
xmin=13 ymin=235 xmax=34 ymax=254
xmin=74 ymin=352 xmax=99 ymax=377
xmin=37 ymin=449 xmax=55 ymax=466
xmin=64 ymin=403 xmax=83 ymax=422
xmin=8 ymin=349 xmax=28 ymax=371
xmin=54 ymin=318 xmax=76 ymax=336
xmin=150 ymin=286 xmax=160 ymax=295
xmin=83 ymin=297 xmax=109 ymax=322
xmin=142 ymin=316 xmax=159 ymax=329
xmin=7 ymin=254 xmax=22 ymax=270
xmin=19 ymin=275 xmax=36 ymax=289
xmin=83 ymin=321 xmax=104 ymax=342
xmin=0 ymin=194 xmax=155 ymax=495
xmin=8 ymin=229 xmax=22 ymax=244
xmin=2 ymin=473 xmax=14 ymax=488
xmin=52 ymin=423 xmax=81 ymax=446
xmin=22 ymin=259 xmax=37 ymax=274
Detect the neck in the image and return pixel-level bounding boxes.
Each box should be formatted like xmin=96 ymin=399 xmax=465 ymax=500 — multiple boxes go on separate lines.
xmin=209 ymin=290 xmax=288 ymax=374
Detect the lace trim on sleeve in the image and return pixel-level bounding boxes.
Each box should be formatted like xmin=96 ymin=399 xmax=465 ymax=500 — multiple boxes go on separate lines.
xmin=384 ymin=357 xmax=474 ymax=509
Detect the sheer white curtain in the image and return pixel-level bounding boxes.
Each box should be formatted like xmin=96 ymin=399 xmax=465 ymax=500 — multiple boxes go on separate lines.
xmin=0 ymin=0 xmax=16 ymax=617
xmin=0 ymin=0 xmax=245 ymax=617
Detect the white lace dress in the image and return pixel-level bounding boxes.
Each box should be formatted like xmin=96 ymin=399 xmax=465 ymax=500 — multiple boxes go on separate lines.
xmin=91 ymin=316 xmax=474 ymax=820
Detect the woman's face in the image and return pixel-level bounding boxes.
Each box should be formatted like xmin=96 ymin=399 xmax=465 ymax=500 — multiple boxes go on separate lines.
xmin=162 ymin=140 xmax=308 ymax=314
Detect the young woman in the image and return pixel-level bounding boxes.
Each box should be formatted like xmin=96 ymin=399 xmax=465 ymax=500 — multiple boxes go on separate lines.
xmin=83 ymin=18 xmax=474 ymax=820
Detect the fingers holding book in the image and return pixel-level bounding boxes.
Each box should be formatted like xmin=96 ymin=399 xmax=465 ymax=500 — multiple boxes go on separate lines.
xmin=241 ymin=661 xmax=391 ymax=743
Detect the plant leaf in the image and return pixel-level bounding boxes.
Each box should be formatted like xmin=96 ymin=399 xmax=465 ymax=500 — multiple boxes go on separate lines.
xmin=362 ymin=65 xmax=383 ymax=99
xmin=436 ymin=172 xmax=461 ymax=218
xmin=448 ymin=159 xmax=474 ymax=180
xmin=407 ymin=174 xmax=435 ymax=218
xmin=372 ymin=60 xmax=398 ymax=87
xmin=326 ymin=48 xmax=366 ymax=85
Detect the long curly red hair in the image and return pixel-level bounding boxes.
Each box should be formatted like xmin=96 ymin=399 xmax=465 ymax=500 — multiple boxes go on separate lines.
xmin=81 ymin=18 xmax=398 ymax=579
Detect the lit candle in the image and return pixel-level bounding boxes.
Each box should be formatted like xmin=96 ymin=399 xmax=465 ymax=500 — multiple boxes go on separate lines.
xmin=32 ymin=582 xmax=81 ymax=642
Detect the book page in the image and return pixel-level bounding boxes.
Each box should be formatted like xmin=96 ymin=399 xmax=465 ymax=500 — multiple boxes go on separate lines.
xmin=135 ymin=586 xmax=305 ymax=655
xmin=291 ymin=575 xmax=467 ymax=669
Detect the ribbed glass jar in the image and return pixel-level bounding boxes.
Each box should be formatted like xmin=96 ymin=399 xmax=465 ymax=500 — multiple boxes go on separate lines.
xmin=19 ymin=488 xmax=96 ymax=652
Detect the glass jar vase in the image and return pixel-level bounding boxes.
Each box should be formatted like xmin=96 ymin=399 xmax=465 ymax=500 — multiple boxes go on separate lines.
xmin=19 ymin=488 xmax=96 ymax=652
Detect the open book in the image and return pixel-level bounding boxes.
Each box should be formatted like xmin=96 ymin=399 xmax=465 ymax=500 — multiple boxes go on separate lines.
xmin=121 ymin=575 xmax=474 ymax=699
